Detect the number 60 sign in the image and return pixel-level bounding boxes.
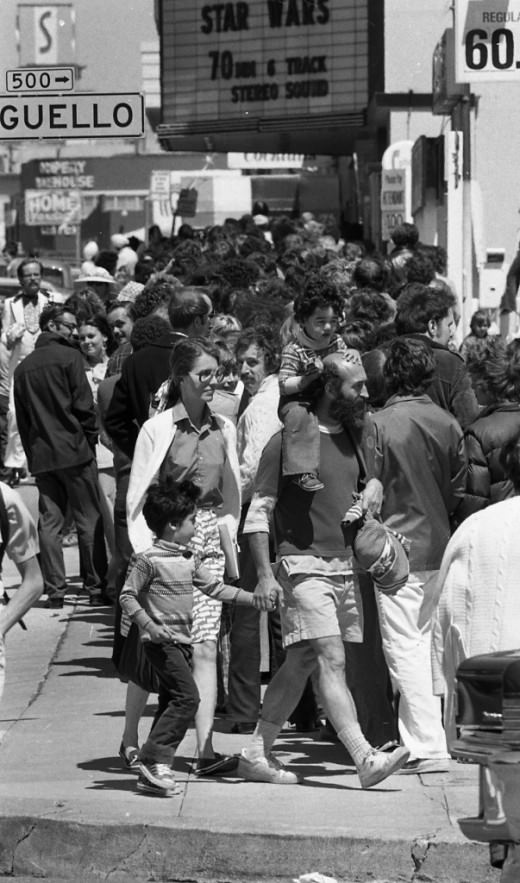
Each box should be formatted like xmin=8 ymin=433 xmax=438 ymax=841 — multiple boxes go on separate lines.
xmin=455 ymin=0 xmax=520 ymax=82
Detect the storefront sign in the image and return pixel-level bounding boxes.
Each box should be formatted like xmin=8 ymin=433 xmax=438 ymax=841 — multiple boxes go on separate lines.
xmin=455 ymin=0 xmax=520 ymax=81
xmin=228 ymin=152 xmax=307 ymax=168
xmin=380 ymin=169 xmax=407 ymax=242
xmin=24 ymin=188 xmax=81 ymax=226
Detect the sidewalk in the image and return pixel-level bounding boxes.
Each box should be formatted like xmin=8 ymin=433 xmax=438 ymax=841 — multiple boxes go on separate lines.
xmin=0 ymin=541 xmax=496 ymax=882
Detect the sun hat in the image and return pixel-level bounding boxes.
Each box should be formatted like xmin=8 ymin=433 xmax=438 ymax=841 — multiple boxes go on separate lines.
xmin=76 ymin=266 xmax=115 ymax=285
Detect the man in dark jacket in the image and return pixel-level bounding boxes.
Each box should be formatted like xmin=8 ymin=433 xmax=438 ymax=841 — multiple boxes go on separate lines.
xmin=105 ymin=286 xmax=212 ymax=459
xmin=370 ymin=337 xmax=467 ymax=772
xmin=395 ymin=282 xmax=479 ymax=429
xmin=13 ymin=305 xmax=107 ymax=608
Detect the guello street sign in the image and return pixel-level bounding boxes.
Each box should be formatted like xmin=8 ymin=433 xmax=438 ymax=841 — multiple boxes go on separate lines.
xmin=0 ymin=92 xmax=144 ymax=140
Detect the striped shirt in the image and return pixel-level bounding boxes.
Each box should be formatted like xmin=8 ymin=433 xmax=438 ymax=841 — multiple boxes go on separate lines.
xmin=119 ymin=539 xmax=243 ymax=644
xmin=279 ymin=331 xmax=348 ymax=395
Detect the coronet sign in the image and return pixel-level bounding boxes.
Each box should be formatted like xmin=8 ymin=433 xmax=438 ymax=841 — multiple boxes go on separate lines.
xmin=0 ymin=93 xmax=144 ymax=140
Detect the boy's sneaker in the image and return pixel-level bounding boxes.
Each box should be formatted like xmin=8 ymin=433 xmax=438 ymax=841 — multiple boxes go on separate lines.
xmin=237 ymin=750 xmax=302 ymax=784
xmin=138 ymin=761 xmax=177 ymax=791
xmin=136 ymin=774 xmax=179 ymax=797
xmin=357 ymin=746 xmax=410 ymax=789
xmin=294 ymin=473 xmax=324 ymax=492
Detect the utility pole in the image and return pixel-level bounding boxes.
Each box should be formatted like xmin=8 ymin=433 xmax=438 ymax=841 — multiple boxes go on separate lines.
xmin=452 ymin=83 xmax=474 ymax=336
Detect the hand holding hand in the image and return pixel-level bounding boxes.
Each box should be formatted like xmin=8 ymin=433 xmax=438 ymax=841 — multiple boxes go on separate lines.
xmin=252 ymin=576 xmax=282 ymax=612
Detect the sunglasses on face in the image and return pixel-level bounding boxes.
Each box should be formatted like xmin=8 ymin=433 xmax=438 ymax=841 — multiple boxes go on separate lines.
xmin=191 ymin=368 xmax=224 ymax=384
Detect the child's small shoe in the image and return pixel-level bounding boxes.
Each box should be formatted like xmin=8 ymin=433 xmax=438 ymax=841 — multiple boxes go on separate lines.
xmin=341 ymin=498 xmax=364 ymax=525
xmin=119 ymin=741 xmax=140 ymax=770
xmin=293 ymin=473 xmax=324 ymax=492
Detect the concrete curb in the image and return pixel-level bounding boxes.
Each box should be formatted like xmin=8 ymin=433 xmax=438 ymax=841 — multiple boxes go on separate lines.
xmin=0 ymin=816 xmax=497 ymax=882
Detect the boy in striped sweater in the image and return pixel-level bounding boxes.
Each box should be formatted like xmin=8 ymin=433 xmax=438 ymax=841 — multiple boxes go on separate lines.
xmin=119 ymin=477 xmax=256 ymax=796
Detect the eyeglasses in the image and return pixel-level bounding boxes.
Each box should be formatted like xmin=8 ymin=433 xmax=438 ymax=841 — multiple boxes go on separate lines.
xmin=21 ymin=273 xmax=41 ymax=279
xmin=190 ymin=368 xmax=223 ymax=384
xmin=57 ymin=319 xmax=78 ymax=332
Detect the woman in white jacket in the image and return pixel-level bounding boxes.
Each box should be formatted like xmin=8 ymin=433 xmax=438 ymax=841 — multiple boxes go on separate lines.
xmin=122 ymin=337 xmax=241 ymax=776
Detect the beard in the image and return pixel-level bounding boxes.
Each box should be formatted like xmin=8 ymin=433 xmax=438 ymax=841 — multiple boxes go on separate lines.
xmin=329 ymin=396 xmax=367 ymax=432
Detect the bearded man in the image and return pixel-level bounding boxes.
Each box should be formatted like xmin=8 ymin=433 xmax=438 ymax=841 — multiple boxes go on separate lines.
xmin=234 ymin=351 xmax=410 ymax=789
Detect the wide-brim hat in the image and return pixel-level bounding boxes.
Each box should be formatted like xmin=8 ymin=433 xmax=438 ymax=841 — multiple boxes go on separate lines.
xmin=76 ymin=266 xmax=115 ymax=285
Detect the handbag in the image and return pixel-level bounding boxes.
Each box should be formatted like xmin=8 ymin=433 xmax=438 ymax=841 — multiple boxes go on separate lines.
xmin=117 ymin=622 xmax=161 ymax=693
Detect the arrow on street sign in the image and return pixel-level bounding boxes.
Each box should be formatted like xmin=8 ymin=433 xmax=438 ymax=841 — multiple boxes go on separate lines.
xmin=6 ymin=67 xmax=75 ymax=93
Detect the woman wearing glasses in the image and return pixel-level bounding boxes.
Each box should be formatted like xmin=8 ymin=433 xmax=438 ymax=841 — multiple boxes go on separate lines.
xmin=123 ymin=337 xmax=241 ymax=776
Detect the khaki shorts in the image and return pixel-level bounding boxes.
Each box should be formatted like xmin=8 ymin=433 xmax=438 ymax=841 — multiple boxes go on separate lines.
xmin=275 ymin=554 xmax=363 ymax=648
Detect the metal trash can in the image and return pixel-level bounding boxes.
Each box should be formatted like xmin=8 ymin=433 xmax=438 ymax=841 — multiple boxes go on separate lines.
xmin=453 ymin=650 xmax=520 ymax=878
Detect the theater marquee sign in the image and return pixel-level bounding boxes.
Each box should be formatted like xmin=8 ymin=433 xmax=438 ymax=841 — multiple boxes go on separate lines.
xmin=159 ymin=0 xmax=369 ymax=132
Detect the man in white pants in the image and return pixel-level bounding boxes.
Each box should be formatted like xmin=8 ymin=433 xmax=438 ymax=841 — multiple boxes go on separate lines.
xmin=369 ymin=337 xmax=467 ymax=773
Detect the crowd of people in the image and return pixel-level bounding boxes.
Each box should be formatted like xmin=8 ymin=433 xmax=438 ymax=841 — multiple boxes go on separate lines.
xmin=2 ymin=212 xmax=520 ymax=799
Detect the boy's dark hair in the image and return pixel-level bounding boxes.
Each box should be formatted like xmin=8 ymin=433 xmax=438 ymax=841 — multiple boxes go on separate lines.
xmin=142 ymin=478 xmax=200 ymax=537
xmin=293 ymin=272 xmax=344 ymax=324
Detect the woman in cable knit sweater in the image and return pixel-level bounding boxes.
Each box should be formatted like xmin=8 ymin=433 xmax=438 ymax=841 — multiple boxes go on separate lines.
xmin=432 ymin=434 xmax=520 ymax=747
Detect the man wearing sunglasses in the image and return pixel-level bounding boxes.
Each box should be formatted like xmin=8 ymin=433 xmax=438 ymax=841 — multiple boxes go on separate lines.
xmin=12 ymin=305 xmax=108 ymax=609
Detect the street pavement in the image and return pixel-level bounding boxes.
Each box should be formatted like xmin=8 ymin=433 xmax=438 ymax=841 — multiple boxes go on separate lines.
xmin=0 ymin=483 xmax=497 ymax=882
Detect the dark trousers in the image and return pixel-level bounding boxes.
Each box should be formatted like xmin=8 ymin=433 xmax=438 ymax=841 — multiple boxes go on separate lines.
xmin=228 ymin=532 xmax=262 ymax=723
xmin=279 ymin=396 xmax=320 ymax=476
xmin=36 ymin=460 xmax=107 ymax=599
xmin=140 ymin=641 xmax=200 ymax=766
xmin=0 ymin=394 xmax=9 ymax=475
